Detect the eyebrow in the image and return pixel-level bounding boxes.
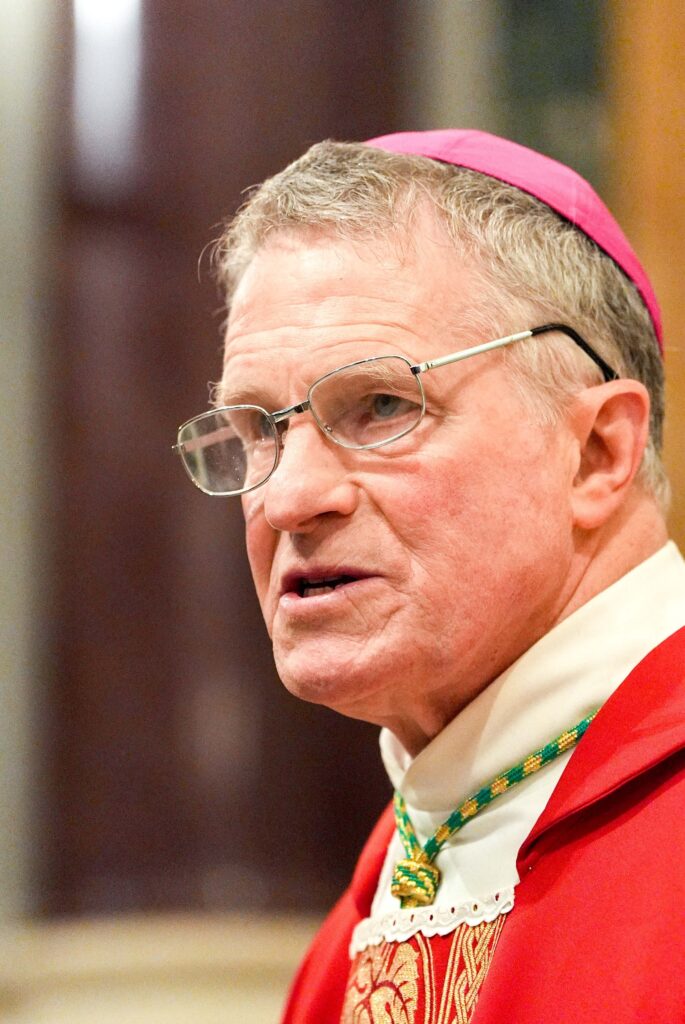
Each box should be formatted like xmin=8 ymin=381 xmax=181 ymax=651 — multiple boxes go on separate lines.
xmin=212 ymin=380 xmax=280 ymax=410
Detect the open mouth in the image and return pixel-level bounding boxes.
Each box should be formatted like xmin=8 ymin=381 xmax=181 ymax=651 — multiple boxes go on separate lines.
xmin=297 ymin=575 xmax=359 ymax=598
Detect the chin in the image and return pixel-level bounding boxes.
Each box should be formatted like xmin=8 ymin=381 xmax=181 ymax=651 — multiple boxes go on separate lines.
xmin=274 ymin=646 xmax=383 ymax=721
xmin=277 ymin=662 xmax=346 ymax=709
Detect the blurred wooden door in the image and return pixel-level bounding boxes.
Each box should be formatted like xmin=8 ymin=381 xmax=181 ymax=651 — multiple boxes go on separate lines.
xmin=42 ymin=0 xmax=401 ymax=916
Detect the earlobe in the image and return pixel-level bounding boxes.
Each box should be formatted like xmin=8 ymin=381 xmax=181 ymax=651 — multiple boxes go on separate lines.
xmin=570 ymin=381 xmax=651 ymax=531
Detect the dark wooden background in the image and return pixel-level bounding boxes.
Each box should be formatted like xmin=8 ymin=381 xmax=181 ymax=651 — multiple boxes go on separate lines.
xmin=42 ymin=0 xmax=402 ymax=916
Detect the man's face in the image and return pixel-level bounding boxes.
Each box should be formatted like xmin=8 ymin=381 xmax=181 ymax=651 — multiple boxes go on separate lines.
xmin=221 ymin=213 xmax=581 ymax=752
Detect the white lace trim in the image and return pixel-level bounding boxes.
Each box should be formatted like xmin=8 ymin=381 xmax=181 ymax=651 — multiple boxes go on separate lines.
xmin=349 ymin=888 xmax=515 ymax=957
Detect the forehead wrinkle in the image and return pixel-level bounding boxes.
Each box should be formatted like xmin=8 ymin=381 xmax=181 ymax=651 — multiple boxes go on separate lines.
xmin=221 ymin=224 xmax=501 ymax=392
xmin=221 ymin=313 xmax=437 ymax=381
xmin=225 ymin=238 xmax=464 ymax=346
xmin=225 ymin=291 xmax=439 ymax=348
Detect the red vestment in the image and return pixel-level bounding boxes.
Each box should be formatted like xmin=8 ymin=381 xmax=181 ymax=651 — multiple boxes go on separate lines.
xmin=282 ymin=625 xmax=685 ymax=1023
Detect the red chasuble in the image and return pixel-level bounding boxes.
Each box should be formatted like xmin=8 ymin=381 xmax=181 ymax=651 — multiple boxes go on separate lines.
xmin=281 ymin=626 xmax=685 ymax=1024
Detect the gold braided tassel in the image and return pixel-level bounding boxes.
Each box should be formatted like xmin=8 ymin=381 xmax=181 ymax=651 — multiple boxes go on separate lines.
xmin=390 ymin=857 xmax=441 ymax=908
xmin=391 ymin=709 xmax=599 ymax=909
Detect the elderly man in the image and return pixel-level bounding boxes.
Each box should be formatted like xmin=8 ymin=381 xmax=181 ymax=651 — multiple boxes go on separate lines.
xmin=175 ymin=130 xmax=685 ymax=1023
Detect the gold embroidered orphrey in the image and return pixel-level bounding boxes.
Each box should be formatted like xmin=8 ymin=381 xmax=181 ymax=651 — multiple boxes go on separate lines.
xmin=341 ymin=916 xmax=506 ymax=1024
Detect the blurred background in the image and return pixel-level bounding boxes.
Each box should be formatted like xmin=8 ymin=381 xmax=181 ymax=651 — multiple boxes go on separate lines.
xmin=1 ymin=0 xmax=683 ymax=1020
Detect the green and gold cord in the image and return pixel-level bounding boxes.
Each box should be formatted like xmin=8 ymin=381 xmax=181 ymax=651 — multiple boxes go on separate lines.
xmin=391 ymin=709 xmax=599 ymax=908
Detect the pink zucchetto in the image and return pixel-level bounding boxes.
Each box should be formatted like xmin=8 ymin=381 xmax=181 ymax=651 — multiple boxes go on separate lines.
xmin=366 ymin=129 xmax=662 ymax=352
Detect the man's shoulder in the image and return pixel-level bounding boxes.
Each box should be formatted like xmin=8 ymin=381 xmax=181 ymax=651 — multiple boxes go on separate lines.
xmin=521 ymin=623 xmax=685 ymax=865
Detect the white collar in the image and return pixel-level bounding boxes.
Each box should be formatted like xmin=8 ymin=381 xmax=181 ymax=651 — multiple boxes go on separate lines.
xmin=351 ymin=543 xmax=685 ymax=954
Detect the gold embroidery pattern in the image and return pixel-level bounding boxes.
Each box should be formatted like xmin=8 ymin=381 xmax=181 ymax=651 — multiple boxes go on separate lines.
xmin=342 ymin=917 xmax=505 ymax=1024
xmin=446 ymin=917 xmax=505 ymax=1024
xmin=341 ymin=941 xmax=419 ymax=1024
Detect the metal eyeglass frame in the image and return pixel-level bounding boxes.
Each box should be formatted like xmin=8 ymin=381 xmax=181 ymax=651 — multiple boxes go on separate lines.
xmin=174 ymin=322 xmax=618 ymax=496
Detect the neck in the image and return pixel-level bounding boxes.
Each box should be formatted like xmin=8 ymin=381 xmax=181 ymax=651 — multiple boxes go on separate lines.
xmin=392 ymin=491 xmax=669 ymax=756
xmin=559 ymin=489 xmax=668 ymax=627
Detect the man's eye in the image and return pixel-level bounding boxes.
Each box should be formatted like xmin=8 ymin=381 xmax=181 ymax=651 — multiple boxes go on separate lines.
xmin=370 ymin=393 xmax=414 ymax=419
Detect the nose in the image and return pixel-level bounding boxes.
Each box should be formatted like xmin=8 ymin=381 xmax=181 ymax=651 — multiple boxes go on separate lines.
xmin=261 ymin=418 xmax=359 ymax=533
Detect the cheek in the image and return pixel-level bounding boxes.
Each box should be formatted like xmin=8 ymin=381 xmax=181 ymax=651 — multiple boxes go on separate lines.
xmin=243 ymin=512 xmax=275 ymax=607
xmin=386 ymin=450 xmax=478 ymax=528
xmin=375 ymin=465 xmax=469 ymax=573
xmin=380 ymin=442 xmax=569 ymax=575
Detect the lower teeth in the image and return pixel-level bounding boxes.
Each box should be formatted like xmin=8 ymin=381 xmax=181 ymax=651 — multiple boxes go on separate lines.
xmin=303 ymin=585 xmax=335 ymax=598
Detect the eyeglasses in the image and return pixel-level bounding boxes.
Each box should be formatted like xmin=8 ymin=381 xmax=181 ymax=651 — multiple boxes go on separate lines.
xmin=174 ymin=322 xmax=618 ymax=496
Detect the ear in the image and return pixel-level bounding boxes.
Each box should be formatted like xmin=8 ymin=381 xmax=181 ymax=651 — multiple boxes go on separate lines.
xmin=568 ymin=381 xmax=651 ymax=531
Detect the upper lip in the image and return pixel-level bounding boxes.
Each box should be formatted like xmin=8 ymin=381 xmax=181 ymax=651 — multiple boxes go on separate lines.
xmin=280 ymin=566 xmax=374 ymax=597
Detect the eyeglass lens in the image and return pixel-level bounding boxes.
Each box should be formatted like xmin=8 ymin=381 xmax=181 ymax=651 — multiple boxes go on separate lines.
xmin=178 ymin=407 xmax=277 ymax=494
xmin=309 ymin=356 xmax=423 ymax=448
xmin=178 ymin=356 xmax=424 ymax=494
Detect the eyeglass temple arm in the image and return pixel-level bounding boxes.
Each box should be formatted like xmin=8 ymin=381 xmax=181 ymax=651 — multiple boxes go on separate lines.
xmin=411 ymin=323 xmax=618 ymax=383
xmin=535 ymin=324 xmax=619 ymax=383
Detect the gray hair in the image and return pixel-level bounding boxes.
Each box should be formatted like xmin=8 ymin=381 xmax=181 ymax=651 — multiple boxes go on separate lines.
xmin=214 ymin=141 xmax=668 ymax=509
